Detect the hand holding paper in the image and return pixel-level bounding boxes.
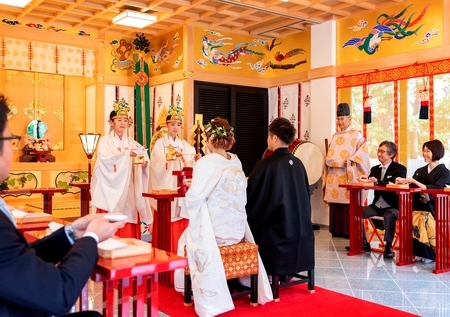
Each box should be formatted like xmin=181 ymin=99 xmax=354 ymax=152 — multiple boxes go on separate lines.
xmin=131 ymin=145 xmax=148 ymax=156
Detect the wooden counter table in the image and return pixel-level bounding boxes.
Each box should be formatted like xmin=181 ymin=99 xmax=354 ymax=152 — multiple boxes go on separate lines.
xmin=422 ymin=189 xmax=450 ymax=274
xmin=339 ymin=184 xmax=421 ymax=266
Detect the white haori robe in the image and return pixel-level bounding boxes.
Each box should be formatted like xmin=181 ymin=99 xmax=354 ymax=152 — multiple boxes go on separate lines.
xmin=149 ymin=135 xmax=196 ymax=220
xmin=174 ymin=153 xmax=273 ymax=317
xmin=90 ymin=134 xmax=152 ymax=224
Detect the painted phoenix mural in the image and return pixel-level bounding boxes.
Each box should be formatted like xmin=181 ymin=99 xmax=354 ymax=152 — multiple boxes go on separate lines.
xmin=342 ymin=3 xmax=431 ymax=55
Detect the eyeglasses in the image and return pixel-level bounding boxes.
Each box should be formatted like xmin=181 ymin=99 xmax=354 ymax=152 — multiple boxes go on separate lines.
xmin=0 ymin=135 xmax=21 ymax=147
xmin=336 ymin=117 xmax=350 ymax=122
xmin=377 ymin=149 xmax=387 ymax=154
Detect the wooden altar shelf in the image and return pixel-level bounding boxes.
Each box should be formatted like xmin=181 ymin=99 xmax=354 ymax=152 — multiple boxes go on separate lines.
xmin=20 ymin=149 xmax=56 ymax=162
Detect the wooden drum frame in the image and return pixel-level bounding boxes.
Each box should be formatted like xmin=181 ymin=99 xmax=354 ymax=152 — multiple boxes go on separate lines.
xmin=263 ymin=139 xmax=323 ymax=185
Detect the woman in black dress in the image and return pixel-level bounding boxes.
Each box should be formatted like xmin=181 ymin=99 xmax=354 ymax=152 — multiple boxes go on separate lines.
xmin=397 ymin=139 xmax=450 ymax=263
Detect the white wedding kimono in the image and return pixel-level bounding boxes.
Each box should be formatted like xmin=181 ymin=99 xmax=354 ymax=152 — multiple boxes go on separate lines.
xmin=149 ymin=135 xmax=196 ymax=220
xmin=90 ymin=134 xmax=152 ymax=224
xmin=174 ymin=152 xmax=273 ymax=317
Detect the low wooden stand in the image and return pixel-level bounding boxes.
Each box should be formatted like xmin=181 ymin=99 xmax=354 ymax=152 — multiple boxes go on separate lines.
xmin=20 ymin=149 xmax=56 ymax=162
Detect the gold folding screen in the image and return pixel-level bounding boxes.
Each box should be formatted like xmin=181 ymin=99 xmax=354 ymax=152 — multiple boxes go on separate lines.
xmin=4 ymin=70 xmax=64 ymax=151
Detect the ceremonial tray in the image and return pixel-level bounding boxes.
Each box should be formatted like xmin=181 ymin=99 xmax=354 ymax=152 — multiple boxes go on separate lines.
xmin=14 ymin=212 xmax=52 ymax=224
xmin=386 ymin=183 xmax=409 ymax=189
xmin=98 ymin=238 xmax=152 ymax=259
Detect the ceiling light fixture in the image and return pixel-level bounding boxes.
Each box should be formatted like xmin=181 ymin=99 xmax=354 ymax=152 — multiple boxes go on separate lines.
xmin=112 ymin=10 xmax=157 ymax=28
xmin=0 ymin=0 xmax=31 ymax=7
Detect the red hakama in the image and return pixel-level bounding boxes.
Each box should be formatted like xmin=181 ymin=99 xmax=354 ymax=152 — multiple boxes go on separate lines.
xmin=152 ymin=216 xmax=188 ymax=253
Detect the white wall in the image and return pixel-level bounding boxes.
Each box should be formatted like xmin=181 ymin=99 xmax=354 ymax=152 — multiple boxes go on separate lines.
xmin=310 ymin=77 xmax=336 ymax=225
xmin=309 ymin=21 xmax=337 ymax=226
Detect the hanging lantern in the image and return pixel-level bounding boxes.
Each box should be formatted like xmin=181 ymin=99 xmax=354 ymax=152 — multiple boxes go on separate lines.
xmin=363 ymin=91 xmax=372 ymax=124
xmin=362 ymin=83 xmax=372 ymax=124
xmin=419 ymin=77 xmax=429 ymax=120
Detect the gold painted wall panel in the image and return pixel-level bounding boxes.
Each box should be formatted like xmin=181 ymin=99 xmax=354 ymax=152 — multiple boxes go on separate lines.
xmin=192 ymin=27 xmax=310 ymax=79
xmin=337 ymin=0 xmax=443 ymax=65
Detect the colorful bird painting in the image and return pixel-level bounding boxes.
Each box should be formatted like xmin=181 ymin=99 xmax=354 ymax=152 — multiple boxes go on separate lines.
xmin=201 ymin=35 xmax=264 ymax=69
xmin=342 ymin=4 xmax=430 ymax=55
xmin=274 ymin=48 xmax=306 ymax=62
xmin=342 ymin=25 xmax=394 ymax=55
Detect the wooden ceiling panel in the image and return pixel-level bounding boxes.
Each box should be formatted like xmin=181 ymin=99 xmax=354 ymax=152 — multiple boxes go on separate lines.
xmin=0 ymin=0 xmax=410 ymax=38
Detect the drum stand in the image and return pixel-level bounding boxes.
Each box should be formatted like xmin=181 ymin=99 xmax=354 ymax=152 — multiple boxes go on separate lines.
xmin=309 ymin=182 xmax=320 ymax=231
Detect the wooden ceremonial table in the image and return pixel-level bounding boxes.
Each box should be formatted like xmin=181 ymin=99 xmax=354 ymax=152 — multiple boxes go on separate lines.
xmin=142 ymin=191 xmax=185 ymax=286
xmin=0 ymin=187 xmax=67 ymax=215
xmin=29 ymin=188 xmax=67 ymax=215
xmin=24 ymin=231 xmax=187 ymax=317
xmin=17 ymin=221 xmax=51 ymax=233
xmin=0 ymin=189 xmax=32 ymax=196
xmin=69 ymin=182 xmax=91 ymax=217
xmin=22 ymin=219 xmax=69 ymax=239
xmin=422 ymin=189 xmax=450 ymax=274
xmin=339 ymin=184 xmax=421 ymax=266
xmin=142 ymin=192 xmax=184 ymax=252
xmin=90 ymin=248 xmax=187 ymax=317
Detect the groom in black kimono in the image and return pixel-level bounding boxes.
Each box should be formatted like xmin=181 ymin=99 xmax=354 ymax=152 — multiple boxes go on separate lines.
xmin=246 ymin=117 xmax=314 ymax=278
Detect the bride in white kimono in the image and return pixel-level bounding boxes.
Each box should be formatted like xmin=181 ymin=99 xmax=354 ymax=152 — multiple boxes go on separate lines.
xmin=174 ymin=117 xmax=272 ymax=317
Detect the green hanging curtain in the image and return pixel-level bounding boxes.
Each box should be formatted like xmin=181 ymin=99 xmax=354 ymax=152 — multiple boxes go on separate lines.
xmin=134 ymin=57 xmax=151 ymax=153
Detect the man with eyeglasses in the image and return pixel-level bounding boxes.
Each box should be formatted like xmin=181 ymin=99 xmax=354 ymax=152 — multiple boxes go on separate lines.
xmin=322 ymin=103 xmax=370 ymax=241
xmin=358 ymin=141 xmax=406 ymax=259
xmin=0 ymin=134 xmax=21 ymax=146
xmin=0 ymin=93 xmax=125 ymax=316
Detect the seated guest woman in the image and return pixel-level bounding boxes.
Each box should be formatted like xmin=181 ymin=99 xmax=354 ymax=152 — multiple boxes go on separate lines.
xmin=174 ymin=117 xmax=272 ymax=317
xmin=397 ymin=139 xmax=450 ymax=263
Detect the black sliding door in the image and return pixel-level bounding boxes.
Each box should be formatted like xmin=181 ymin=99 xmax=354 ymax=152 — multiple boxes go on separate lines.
xmin=194 ymin=81 xmax=268 ymax=175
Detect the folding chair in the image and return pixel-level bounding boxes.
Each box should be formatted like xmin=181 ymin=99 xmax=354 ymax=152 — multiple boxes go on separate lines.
xmin=366 ymin=216 xmax=399 ymax=253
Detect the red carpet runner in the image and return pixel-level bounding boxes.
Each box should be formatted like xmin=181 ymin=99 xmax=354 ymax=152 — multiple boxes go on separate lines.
xmin=158 ymin=284 xmax=419 ymax=317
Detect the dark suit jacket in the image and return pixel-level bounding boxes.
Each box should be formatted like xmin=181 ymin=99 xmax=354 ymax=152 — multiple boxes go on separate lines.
xmin=369 ymin=161 xmax=407 ymax=209
xmin=0 ymin=208 xmax=98 ymax=317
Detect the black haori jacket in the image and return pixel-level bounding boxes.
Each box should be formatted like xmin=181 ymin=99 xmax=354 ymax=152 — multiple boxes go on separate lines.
xmin=246 ymin=147 xmax=315 ymax=276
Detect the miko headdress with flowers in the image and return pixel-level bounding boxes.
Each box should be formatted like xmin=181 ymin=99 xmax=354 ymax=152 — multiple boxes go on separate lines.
xmin=205 ymin=119 xmax=234 ymax=141
xmin=110 ymin=98 xmax=130 ymax=120
xmin=166 ymin=105 xmax=183 ymax=123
